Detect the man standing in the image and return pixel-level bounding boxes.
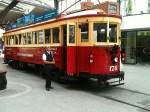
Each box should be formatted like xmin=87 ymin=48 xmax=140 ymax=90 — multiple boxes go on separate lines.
xmin=42 ymin=47 xmax=55 ymax=91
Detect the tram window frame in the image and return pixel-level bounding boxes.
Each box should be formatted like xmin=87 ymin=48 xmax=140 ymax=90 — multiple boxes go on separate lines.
xmin=109 ymin=24 xmax=117 ymax=43
xmin=52 ymin=27 xmax=60 ymax=43
xmin=69 ymin=25 xmax=75 ymax=43
xmin=79 ymin=23 xmax=89 ymax=42
xmin=44 ymin=29 xmax=51 ymax=44
xmin=93 ymin=23 xmax=107 ymax=42
xmin=33 ymin=31 xmax=38 ymax=44
xmin=27 ymin=32 xmax=32 ymax=44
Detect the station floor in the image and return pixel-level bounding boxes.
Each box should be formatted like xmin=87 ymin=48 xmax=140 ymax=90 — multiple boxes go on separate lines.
xmin=0 ymin=55 xmax=150 ymax=112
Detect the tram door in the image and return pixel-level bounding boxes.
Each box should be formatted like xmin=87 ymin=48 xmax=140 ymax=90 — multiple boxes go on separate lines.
xmin=62 ymin=23 xmax=76 ymax=75
xmin=62 ymin=25 xmax=67 ymax=70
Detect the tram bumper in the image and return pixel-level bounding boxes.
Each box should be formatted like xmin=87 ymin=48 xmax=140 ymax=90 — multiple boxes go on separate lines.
xmin=105 ymin=71 xmax=125 ymax=86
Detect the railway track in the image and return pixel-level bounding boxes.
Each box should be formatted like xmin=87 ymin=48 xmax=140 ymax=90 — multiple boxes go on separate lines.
xmin=98 ymin=87 xmax=150 ymax=111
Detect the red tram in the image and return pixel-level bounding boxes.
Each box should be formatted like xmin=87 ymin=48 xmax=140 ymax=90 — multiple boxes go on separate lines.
xmin=3 ymin=2 xmax=124 ymax=85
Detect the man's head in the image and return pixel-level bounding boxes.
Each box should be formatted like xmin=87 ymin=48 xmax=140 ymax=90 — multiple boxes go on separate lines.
xmin=45 ymin=46 xmax=51 ymax=52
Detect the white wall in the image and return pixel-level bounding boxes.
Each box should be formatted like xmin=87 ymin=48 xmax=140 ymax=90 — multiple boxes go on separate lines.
xmin=121 ymin=14 xmax=150 ymax=30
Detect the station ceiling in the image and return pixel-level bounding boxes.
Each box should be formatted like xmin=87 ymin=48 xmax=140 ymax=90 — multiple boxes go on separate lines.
xmin=0 ymin=0 xmax=58 ymax=28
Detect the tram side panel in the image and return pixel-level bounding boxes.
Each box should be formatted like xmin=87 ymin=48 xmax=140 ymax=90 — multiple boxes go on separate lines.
xmin=4 ymin=47 xmax=64 ymax=70
xmin=66 ymin=46 xmax=77 ymax=75
xmin=76 ymin=46 xmax=120 ymax=76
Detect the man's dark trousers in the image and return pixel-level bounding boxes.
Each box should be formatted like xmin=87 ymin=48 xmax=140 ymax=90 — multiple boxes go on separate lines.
xmin=45 ymin=64 xmax=53 ymax=89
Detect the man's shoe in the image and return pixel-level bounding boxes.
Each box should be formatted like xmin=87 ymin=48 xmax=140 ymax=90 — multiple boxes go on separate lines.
xmin=46 ymin=88 xmax=50 ymax=91
xmin=50 ymin=87 xmax=54 ymax=89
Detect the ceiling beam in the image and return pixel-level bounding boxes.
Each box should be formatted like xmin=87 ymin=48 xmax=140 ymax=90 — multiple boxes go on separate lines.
xmin=0 ymin=1 xmax=24 ymax=12
xmin=0 ymin=0 xmax=20 ymax=24
xmin=19 ymin=0 xmax=52 ymax=9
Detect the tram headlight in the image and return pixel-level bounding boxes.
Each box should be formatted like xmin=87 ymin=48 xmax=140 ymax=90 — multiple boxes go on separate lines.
xmin=90 ymin=59 xmax=93 ymax=63
xmin=114 ymin=57 xmax=118 ymax=63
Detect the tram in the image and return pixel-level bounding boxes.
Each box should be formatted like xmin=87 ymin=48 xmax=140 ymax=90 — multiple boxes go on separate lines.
xmin=3 ymin=2 xmax=124 ymax=85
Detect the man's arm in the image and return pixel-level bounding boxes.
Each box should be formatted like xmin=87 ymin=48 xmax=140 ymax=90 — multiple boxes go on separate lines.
xmin=43 ymin=60 xmax=55 ymax=64
xmin=43 ymin=53 xmax=55 ymax=64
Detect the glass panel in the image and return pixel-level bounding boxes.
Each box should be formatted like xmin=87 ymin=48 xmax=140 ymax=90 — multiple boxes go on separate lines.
xmin=93 ymin=23 xmax=107 ymax=42
xmin=10 ymin=36 xmax=14 ymax=45
xmin=136 ymin=30 xmax=150 ymax=63
xmin=23 ymin=33 xmax=27 ymax=45
xmin=33 ymin=32 xmax=37 ymax=44
xmin=15 ymin=35 xmax=18 ymax=45
xmin=126 ymin=32 xmax=136 ymax=64
xmin=81 ymin=23 xmax=88 ymax=42
xmin=7 ymin=37 xmax=10 ymax=45
xmin=45 ymin=29 xmax=51 ymax=44
xmin=27 ymin=32 xmax=32 ymax=44
xmin=53 ymin=27 xmax=60 ymax=43
xmin=38 ymin=30 xmax=44 ymax=44
xmin=19 ymin=34 xmax=22 ymax=44
xmin=69 ymin=25 xmax=75 ymax=43
xmin=109 ymin=24 xmax=117 ymax=43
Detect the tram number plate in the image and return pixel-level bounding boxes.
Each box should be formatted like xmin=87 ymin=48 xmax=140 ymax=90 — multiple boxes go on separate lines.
xmin=109 ymin=66 xmax=118 ymax=71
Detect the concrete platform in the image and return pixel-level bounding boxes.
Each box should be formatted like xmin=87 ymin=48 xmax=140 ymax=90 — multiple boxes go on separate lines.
xmin=0 ymin=57 xmax=150 ymax=112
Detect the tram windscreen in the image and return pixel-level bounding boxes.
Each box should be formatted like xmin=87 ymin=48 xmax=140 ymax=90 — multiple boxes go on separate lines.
xmin=81 ymin=23 xmax=89 ymax=42
xmin=109 ymin=24 xmax=117 ymax=43
xmin=93 ymin=23 xmax=107 ymax=42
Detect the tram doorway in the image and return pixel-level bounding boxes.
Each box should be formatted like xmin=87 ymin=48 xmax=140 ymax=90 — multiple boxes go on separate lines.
xmin=62 ymin=25 xmax=67 ymax=70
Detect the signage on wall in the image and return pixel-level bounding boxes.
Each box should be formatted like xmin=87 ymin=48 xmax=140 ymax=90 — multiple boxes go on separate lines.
xmin=109 ymin=4 xmax=117 ymax=14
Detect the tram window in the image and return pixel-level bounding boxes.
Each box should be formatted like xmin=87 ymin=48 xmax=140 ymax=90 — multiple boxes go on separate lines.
xmin=6 ymin=36 xmax=10 ymax=45
xmin=19 ymin=34 xmax=22 ymax=44
xmin=10 ymin=36 xmax=14 ymax=45
xmin=45 ymin=29 xmax=51 ymax=44
xmin=15 ymin=35 xmax=18 ymax=45
xmin=93 ymin=23 xmax=107 ymax=42
xmin=6 ymin=37 xmax=8 ymax=45
xmin=109 ymin=24 xmax=117 ymax=43
xmin=38 ymin=30 xmax=44 ymax=44
xmin=23 ymin=33 xmax=27 ymax=45
xmin=27 ymin=32 xmax=32 ymax=44
xmin=7 ymin=36 xmax=10 ymax=45
xmin=69 ymin=25 xmax=75 ymax=43
xmin=53 ymin=27 xmax=60 ymax=43
xmin=33 ymin=32 xmax=38 ymax=44
xmin=80 ymin=23 xmax=89 ymax=42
